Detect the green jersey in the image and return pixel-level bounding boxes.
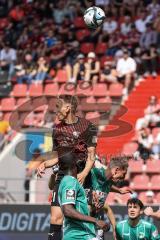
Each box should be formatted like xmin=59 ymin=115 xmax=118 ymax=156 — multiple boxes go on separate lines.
xmin=91 ymin=167 xmax=113 ymax=204
xmin=116 ymin=219 xmax=160 ymax=240
xmin=58 ymin=175 xmax=96 ymax=240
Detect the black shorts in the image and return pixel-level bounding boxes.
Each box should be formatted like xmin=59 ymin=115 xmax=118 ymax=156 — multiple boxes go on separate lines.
xmin=51 ymin=172 xmax=92 ymax=206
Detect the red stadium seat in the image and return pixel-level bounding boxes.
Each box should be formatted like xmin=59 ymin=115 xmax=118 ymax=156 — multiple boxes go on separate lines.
xmin=80 ymin=96 xmax=96 ymax=111
xmin=80 ymin=43 xmax=94 ymax=54
xmin=76 ymin=29 xmax=90 ymax=41
xmin=44 ymin=83 xmax=59 ymax=96
xmin=93 ymin=84 xmax=108 ymax=97
xmin=100 ymin=56 xmax=113 ymax=67
xmin=76 ymin=83 xmax=92 ymax=97
xmin=3 ymin=113 xmax=11 ymax=121
xmin=28 ymin=84 xmax=43 ymax=97
xmin=138 ymin=192 xmax=147 ymax=203
xmin=13 ymin=84 xmax=27 ymax=97
xmin=16 ymin=98 xmax=32 ymax=112
xmin=95 ymin=42 xmax=107 ymax=55
xmin=58 ymin=83 xmax=75 ymax=95
xmin=74 ymin=17 xmax=86 ymax=28
xmin=120 ymin=192 xmax=131 ymax=203
xmin=131 ymin=174 xmax=150 ymax=190
xmin=1 ymin=98 xmax=16 ymax=111
xmin=129 ymin=160 xmax=144 ymax=173
xmin=109 ymin=83 xmax=123 ymax=97
xmin=55 ymin=69 xmax=67 ymax=83
xmin=96 ymin=97 xmax=112 ymax=112
xmin=146 ymin=160 xmax=160 ymax=173
xmin=85 ymin=111 xmax=100 ymax=124
xmin=122 ymin=142 xmax=138 ymax=155
xmin=106 ymin=192 xmax=116 ymax=204
xmin=150 ymin=175 xmax=160 ymax=190
xmin=0 ymin=18 xmax=9 ymax=29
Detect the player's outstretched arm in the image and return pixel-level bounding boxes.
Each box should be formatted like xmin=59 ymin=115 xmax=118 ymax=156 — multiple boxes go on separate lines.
xmin=144 ymin=207 xmax=160 ymax=220
xmin=62 ymin=204 xmax=109 ymax=231
xmin=37 ymin=151 xmax=58 ymax=178
xmin=78 ymin=146 xmax=95 ymax=184
xmin=103 ymin=203 xmax=117 ymax=240
xmin=111 ymin=185 xmax=133 ymax=194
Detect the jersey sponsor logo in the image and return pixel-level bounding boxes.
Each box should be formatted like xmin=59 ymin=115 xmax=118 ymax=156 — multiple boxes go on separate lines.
xmin=152 ymin=230 xmax=158 ymax=237
xmin=138 ymin=232 xmax=145 ymax=239
xmin=66 ymin=190 xmax=75 ymax=200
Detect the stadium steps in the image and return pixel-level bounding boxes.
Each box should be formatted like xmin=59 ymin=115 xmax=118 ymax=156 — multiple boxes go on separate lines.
xmin=97 ymin=75 xmax=160 ymax=157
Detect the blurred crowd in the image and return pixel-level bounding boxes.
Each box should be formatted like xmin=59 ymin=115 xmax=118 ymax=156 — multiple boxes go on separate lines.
xmin=135 ymin=95 xmax=160 ymax=161
xmin=0 ymin=0 xmax=159 ymax=94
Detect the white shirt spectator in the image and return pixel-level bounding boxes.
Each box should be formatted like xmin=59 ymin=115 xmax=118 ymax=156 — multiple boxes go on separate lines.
xmin=135 ymin=15 xmax=152 ymax=33
xmin=147 ymin=3 xmax=160 ymax=18
xmin=121 ymin=22 xmax=131 ymax=35
xmin=0 ymin=48 xmax=17 ymax=62
xmin=135 ymin=117 xmax=149 ymax=131
xmin=116 ymin=57 xmax=136 ymax=76
xmin=103 ymin=20 xmax=118 ymax=34
xmin=139 ymin=134 xmax=154 ymax=149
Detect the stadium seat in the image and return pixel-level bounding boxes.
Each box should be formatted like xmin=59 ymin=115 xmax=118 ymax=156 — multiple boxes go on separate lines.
xmin=131 ymin=174 xmax=150 ymax=190
xmin=44 ymin=83 xmax=59 ymax=96
xmin=58 ymin=83 xmax=75 ymax=95
xmin=16 ymin=98 xmax=32 ymax=112
xmin=55 ymin=69 xmax=67 ymax=83
xmin=80 ymin=43 xmax=94 ymax=54
xmin=3 ymin=113 xmax=11 ymax=121
xmin=120 ymin=192 xmax=131 ymax=203
xmin=138 ymin=192 xmax=147 ymax=203
xmin=146 ymin=160 xmax=160 ymax=173
xmin=106 ymin=192 xmax=116 ymax=204
xmin=76 ymin=83 xmax=92 ymax=97
xmin=0 ymin=18 xmax=9 ymax=29
xmin=150 ymin=175 xmax=160 ymax=190
xmin=96 ymin=97 xmax=112 ymax=112
xmin=92 ymin=84 xmax=108 ymax=97
xmin=109 ymin=83 xmax=123 ymax=97
xmin=76 ymin=29 xmax=90 ymax=41
xmin=95 ymin=42 xmax=107 ymax=55
xmin=74 ymin=17 xmax=86 ymax=28
xmin=85 ymin=111 xmax=100 ymax=124
xmin=129 ymin=160 xmax=144 ymax=173
xmin=122 ymin=142 xmax=138 ymax=155
xmin=28 ymin=84 xmax=43 ymax=97
xmin=100 ymin=56 xmax=113 ymax=67
xmin=1 ymin=98 xmax=16 ymax=111
xmin=12 ymin=84 xmax=27 ymax=97
xmin=80 ymin=96 xmax=96 ymax=111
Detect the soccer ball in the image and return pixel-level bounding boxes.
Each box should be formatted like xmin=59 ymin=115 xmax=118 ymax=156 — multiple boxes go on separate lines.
xmin=83 ymin=6 xmax=105 ymax=29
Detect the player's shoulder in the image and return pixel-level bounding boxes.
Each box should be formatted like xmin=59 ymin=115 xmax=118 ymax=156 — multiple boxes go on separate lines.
xmin=140 ymin=219 xmax=153 ymax=228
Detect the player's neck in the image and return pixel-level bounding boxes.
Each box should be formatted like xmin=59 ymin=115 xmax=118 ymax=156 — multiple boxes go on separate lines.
xmin=128 ymin=217 xmax=140 ymax=227
xmin=65 ymin=114 xmax=78 ymax=124
xmin=65 ymin=169 xmax=77 ymax=178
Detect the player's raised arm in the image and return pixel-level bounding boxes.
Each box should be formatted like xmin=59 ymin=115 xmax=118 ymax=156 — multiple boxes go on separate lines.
xmin=144 ymin=207 xmax=160 ymax=220
xmin=103 ymin=203 xmax=117 ymax=240
xmin=37 ymin=151 xmax=58 ymax=178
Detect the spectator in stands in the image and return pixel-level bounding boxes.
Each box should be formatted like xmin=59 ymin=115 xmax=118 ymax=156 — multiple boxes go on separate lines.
xmin=144 ymin=96 xmax=160 ymax=127
xmin=34 ymin=57 xmax=49 ymax=84
xmin=116 ymin=49 xmax=137 ymax=95
xmin=85 ymin=52 xmax=100 ymax=84
xmin=147 ymin=0 xmax=160 ymax=18
xmin=44 ymin=29 xmax=58 ymax=48
xmin=154 ymin=10 xmax=160 ymax=48
xmin=101 ymin=61 xmax=118 ymax=84
xmin=16 ymin=53 xmax=36 ymax=84
xmin=139 ymin=23 xmax=157 ymax=49
xmin=120 ymin=15 xmax=132 ymax=36
xmin=107 ymin=30 xmax=123 ymax=56
xmin=67 ymin=53 xmax=86 ymax=83
xmin=151 ymin=132 xmax=160 ymax=159
xmin=145 ymin=190 xmax=156 ymax=204
xmin=137 ymin=128 xmax=153 ymax=161
xmin=141 ymin=44 xmax=158 ymax=77
xmin=99 ymin=13 xmax=118 ymax=42
xmin=135 ymin=10 xmax=152 ymax=33
xmin=52 ymin=1 xmax=68 ymax=25
xmin=9 ymin=4 xmax=25 ymax=22
xmin=0 ymin=42 xmax=17 ymax=80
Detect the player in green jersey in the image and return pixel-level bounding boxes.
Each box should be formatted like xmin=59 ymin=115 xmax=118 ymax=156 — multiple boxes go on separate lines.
xmin=91 ymin=156 xmax=132 ymax=240
xmin=116 ymin=198 xmax=160 ymax=240
xmin=58 ymin=151 xmax=109 ymax=240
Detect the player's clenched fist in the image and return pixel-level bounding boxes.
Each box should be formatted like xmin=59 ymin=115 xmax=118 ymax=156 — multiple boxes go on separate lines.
xmin=96 ymin=220 xmax=110 ymax=231
xmin=37 ymin=162 xmax=45 ymax=178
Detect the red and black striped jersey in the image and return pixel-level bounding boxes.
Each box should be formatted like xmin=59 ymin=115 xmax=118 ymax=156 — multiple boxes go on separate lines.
xmin=52 ymin=117 xmax=97 ymax=171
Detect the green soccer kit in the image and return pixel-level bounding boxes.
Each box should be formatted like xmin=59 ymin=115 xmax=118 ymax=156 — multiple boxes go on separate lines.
xmin=58 ymin=175 xmax=96 ymax=240
xmin=116 ymin=219 xmax=160 ymax=240
xmin=91 ymin=167 xmax=113 ymax=205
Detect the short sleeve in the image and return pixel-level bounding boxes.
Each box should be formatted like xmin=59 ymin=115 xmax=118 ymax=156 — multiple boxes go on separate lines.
xmin=151 ymin=224 xmax=160 ymax=240
xmin=59 ymin=177 xmax=78 ymax=206
xmin=115 ymin=224 xmax=123 ymax=240
xmin=84 ymin=122 xmax=98 ymax=147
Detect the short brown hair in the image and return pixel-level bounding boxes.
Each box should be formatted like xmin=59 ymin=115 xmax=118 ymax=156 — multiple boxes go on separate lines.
xmin=58 ymin=95 xmax=78 ymax=114
xmin=109 ymin=155 xmax=129 ymax=170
